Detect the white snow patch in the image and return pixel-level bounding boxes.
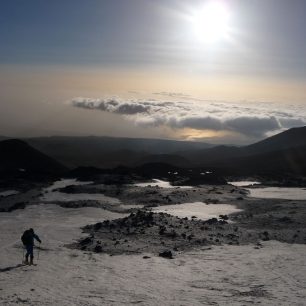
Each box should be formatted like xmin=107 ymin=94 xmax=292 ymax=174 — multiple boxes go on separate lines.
xmin=134 ymin=179 xmax=192 ymax=189
xmin=228 ymin=181 xmax=261 ymax=187
xmin=0 ymin=190 xmax=19 ymax=197
xmin=41 ymin=178 xmax=120 ymax=204
xmin=153 ymin=202 xmax=242 ymax=221
xmin=40 ymin=191 xmax=121 ymax=204
xmin=118 ymin=204 xmax=144 ymax=210
xmin=43 ymin=178 xmax=93 ymax=193
xmin=247 ymin=187 xmax=306 ymax=200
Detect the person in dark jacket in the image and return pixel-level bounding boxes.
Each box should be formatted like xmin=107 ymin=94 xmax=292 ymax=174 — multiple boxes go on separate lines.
xmin=21 ymin=228 xmax=42 ymax=265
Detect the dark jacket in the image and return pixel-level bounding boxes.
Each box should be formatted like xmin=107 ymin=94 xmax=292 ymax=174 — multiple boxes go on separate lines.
xmin=21 ymin=230 xmax=41 ymax=246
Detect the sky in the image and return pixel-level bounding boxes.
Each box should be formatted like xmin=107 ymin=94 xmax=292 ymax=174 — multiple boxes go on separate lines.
xmin=0 ymin=0 xmax=305 ymax=144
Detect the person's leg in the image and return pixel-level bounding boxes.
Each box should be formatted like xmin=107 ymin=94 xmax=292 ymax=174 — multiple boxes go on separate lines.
xmin=29 ymin=245 xmax=34 ymax=265
xmin=25 ymin=245 xmax=31 ymax=264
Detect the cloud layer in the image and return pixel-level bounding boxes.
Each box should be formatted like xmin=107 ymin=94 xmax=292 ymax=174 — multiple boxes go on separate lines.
xmin=71 ymin=97 xmax=306 ymax=141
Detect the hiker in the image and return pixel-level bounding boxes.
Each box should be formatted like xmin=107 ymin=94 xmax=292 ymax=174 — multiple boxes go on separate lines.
xmin=21 ymin=228 xmax=42 ymax=265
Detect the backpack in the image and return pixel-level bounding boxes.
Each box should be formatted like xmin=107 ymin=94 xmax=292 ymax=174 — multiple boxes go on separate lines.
xmin=21 ymin=230 xmax=32 ymax=246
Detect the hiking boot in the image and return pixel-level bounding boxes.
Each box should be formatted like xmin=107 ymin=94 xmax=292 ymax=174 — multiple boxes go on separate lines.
xmin=23 ymin=259 xmax=29 ymax=265
xmin=29 ymin=258 xmax=34 ymax=265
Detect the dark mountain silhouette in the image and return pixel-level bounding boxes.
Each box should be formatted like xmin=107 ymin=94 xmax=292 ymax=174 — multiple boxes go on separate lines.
xmin=0 ymin=139 xmax=67 ymax=179
xmin=182 ymin=145 xmax=240 ymax=165
xmin=22 ymin=136 xmax=212 ymax=168
xmin=254 ymin=144 xmax=306 ymax=175
xmin=185 ymin=126 xmax=306 ymax=165
xmin=209 ymin=144 xmax=306 ymax=177
xmin=1 ymin=126 xmax=305 ymax=178
xmin=135 ymin=154 xmax=191 ymax=167
xmin=191 ymin=126 xmax=306 ymax=176
xmin=244 ymin=126 xmax=306 ymax=154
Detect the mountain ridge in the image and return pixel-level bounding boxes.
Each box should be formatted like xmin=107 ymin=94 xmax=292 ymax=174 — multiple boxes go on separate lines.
xmin=1 ymin=126 xmax=305 ymax=176
xmin=0 ymin=139 xmax=67 ymax=179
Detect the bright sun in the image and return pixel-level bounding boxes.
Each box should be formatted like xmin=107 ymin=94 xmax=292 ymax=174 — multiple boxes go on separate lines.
xmin=192 ymin=2 xmax=230 ymax=43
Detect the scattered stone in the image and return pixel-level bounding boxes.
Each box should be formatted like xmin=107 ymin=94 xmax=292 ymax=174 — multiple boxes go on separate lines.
xmin=94 ymin=245 xmax=103 ymax=253
xmin=205 ymin=218 xmax=218 ymax=225
xmin=278 ymin=216 xmax=293 ymax=223
xmin=159 ymin=250 xmax=173 ymax=259
xmin=80 ymin=237 xmax=92 ymax=246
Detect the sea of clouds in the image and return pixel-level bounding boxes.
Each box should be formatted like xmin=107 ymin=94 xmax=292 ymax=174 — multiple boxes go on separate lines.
xmin=71 ymin=94 xmax=306 ymax=140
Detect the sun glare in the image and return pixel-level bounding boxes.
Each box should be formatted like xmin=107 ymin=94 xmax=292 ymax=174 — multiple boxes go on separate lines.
xmin=180 ymin=128 xmax=227 ymax=141
xmin=192 ymin=1 xmax=230 ymax=43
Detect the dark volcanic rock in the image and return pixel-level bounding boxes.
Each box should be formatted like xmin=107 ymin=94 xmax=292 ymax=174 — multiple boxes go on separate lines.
xmin=94 ymin=245 xmax=103 ymax=253
xmin=159 ymin=250 xmax=173 ymax=259
xmin=72 ymin=210 xmax=253 ymax=256
xmin=80 ymin=237 xmax=93 ymax=246
xmin=278 ymin=216 xmax=293 ymax=223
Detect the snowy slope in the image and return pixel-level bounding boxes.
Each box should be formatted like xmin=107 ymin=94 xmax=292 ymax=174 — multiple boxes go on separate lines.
xmin=0 ymin=186 xmax=306 ymax=305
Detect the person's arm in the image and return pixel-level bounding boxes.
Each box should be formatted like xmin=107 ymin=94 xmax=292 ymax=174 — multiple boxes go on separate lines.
xmin=33 ymin=234 xmax=42 ymax=243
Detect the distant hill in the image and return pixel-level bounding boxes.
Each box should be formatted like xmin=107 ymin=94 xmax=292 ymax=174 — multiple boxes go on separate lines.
xmin=135 ymin=154 xmax=191 ymax=167
xmin=185 ymin=126 xmax=306 ymax=165
xmin=244 ymin=126 xmax=306 ymax=154
xmin=181 ymin=145 xmax=240 ymax=165
xmin=190 ymin=126 xmax=306 ymax=176
xmin=210 ymin=144 xmax=306 ymax=177
xmin=22 ymin=136 xmax=212 ymax=168
xmin=1 ymin=126 xmax=305 ymax=177
xmin=0 ymin=139 xmax=67 ymax=179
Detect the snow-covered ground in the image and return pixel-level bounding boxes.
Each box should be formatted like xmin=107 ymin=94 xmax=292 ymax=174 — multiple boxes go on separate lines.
xmin=42 ymin=178 xmax=93 ymax=193
xmin=1 ymin=202 xmax=306 ymax=305
xmin=41 ymin=191 xmax=121 ymax=204
xmin=40 ymin=178 xmax=121 ymax=204
xmin=153 ymin=202 xmax=242 ymax=221
xmin=247 ymin=187 xmax=306 ymax=200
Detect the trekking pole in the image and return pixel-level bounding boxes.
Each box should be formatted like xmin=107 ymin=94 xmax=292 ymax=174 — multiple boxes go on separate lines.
xmin=22 ymin=246 xmax=25 ymax=264
xmin=37 ymin=243 xmax=40 ymax=260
